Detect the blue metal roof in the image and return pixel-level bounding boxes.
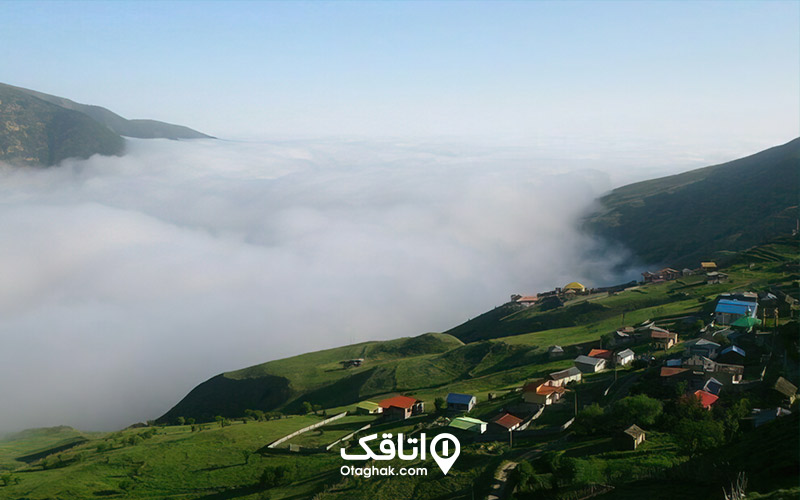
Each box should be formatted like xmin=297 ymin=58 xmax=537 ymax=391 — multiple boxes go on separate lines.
xmin=715 ymin=299 xmax=757 ymax=317
xmin=720 ymin=345 xmax=746 ymax=357
xmin=446 ymin=393 xmax=475 ymax=405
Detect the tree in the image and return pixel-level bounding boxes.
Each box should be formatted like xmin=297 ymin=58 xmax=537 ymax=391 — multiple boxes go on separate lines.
xmin=186 ymin=417 xmax=195 ymax=425
xmin=434 ymin=397 xmax=447 ymax=414
xmin=610 ymin=395 xmax=663 ymax=428
xmin=572 ymin=403 xmax=606 ymax=436
xmin=674 ymin=419 xmax=724 ymax=455
xmin=176 ymin=416 xmax=185 ymax=426
xmin=260 ymin=465 xmax=295 ymax=487
xmin=300 ymin=402 xmax=313 ymax=415
xmin=215 ymin=415 xmax=229 ymax=427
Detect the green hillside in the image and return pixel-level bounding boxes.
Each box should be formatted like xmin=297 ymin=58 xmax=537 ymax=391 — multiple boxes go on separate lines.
xmin=583 ymin=138 xmax=800 ymax=268
xmin=2 ymin=82 xmax=212 ymax=140
xmin=2 ymin=236 xmax=797 ymax=499
xmin=158 ymin=332 xmax=466 ymax=422
xmin=161 ymin=236 xmax=798 ymax=424
xmin=0 ymin=84 xmax=125 ymax=165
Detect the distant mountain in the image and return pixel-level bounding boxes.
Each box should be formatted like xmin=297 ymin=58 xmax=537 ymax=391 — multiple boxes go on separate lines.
xmin=0 ymin=83 xmax=212 ymax=166
xmin=0 ymin=85 xmax=125 ymax=165
xmin=583 ymin=138 xmax=800 ymax=268
xmin=2 ymin=83 xmax=212 ymax=140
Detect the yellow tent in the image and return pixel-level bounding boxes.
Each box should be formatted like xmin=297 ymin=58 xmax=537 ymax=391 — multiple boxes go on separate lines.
xmin=564 ymin=282 xmax=586 ymax=292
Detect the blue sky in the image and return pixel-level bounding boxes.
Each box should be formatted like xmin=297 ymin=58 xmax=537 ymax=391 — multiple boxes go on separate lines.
xmin=2 ymin=1 xmax=798 ymax=144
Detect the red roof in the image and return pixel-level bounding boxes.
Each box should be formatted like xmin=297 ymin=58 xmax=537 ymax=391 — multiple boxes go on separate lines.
xmin=694 ymin=390 xmax=719 ymax=409
xmin=492 ymin=413 xmax=523 ymax=429
xmin=378 ymin=395 xmax=420 ymax=409
xmin=660 ymin=367 xmax=690 ymax=377
xmin=588 ymin=349 xmax=612 ymax=360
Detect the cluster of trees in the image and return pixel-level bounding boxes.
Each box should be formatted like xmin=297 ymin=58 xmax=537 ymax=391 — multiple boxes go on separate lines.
xmin=572 ymin=394 xmax=663 ymax=437
xmin=573 ymin=391 xmax=752 ymax=457
xmin=299 ymin=401 xmax=325 ymax=415
xmin=260 ymin=465 xmax=296 ymax=488
xmin=0 ymin=473 xmax=19 ymax=487
xmin=244 ymin=409 xmax=285 ymax=421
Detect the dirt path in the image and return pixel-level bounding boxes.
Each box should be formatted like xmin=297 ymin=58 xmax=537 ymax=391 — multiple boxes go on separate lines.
xmin=485 ymin=448 xmax=542 ymax=500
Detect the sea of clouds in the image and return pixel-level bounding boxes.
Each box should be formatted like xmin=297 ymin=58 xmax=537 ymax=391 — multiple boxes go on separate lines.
xmin=0 ymin=136 xmax=741 ymax=433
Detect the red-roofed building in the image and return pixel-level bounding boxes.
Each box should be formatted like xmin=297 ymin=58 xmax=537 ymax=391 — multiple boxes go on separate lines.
xmin=516 ymin=296 xmax=539 ymax=306
xmin=491 ymin=413 xmax=523 ymax=432
xmin=694 ymin=390 xmax=719 ymax=409
xmin=379 ymin=395 xmax=424 ymax=420
xmin=588 ymin=349 xmax=613 ymax=360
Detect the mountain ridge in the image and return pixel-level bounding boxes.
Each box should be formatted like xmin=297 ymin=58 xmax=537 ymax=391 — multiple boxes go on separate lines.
xmin=0 ymin=82 xmax=212 ymax=166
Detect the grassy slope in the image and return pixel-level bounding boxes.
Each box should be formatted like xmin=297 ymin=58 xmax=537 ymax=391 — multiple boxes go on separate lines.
xmin=583 ymin=138 xmax=800 ymax=268
xmin=4 ymin=237 xmax=797 ymax=499
xmin=162 ymin=237 xmax=798 ymax=424
xmin=0 ymin=417 xmax=340 ymax=500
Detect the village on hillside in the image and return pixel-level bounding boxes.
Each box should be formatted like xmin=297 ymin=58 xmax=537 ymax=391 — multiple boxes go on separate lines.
xmin=243 ymin=254 xmax=798 ymax=498
xmin=2 ymin=243 xmax=797 ymax=500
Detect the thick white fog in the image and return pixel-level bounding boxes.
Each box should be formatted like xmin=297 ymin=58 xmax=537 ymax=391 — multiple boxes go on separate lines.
xmin=0 ymin=137 xmax=745 ymax=433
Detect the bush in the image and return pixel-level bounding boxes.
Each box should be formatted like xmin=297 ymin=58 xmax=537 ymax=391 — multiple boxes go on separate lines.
xmin=260 ymin=465 xmax=296 ymax=487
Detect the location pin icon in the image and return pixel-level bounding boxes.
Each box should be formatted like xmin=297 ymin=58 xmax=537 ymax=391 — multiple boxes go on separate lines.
xmin=430 ymin=433 xmax=460 ymax=475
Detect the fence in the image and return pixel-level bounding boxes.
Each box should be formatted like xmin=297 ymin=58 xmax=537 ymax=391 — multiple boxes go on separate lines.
xmin=266 ymin=412 xmax=348 ymax=449
xmin=324 ymin=422 xmax=374 ymax=451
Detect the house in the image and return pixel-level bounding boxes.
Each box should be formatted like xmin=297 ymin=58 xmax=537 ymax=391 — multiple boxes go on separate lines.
xmin=574 ymin=355 xmax=606 ymax=373
xmin=523 ymin=379 xmax=566 ymax=405
xmin=684 ymin=354 xmax=716 ymax=373
xmin=548 ymin=345 xmax=565 ymax=359
xmin=717 ymin=345 xmax=746 ymax=364
xmin=651 ymin=331 xmax=678 ymax=350
xmin=715 ymin=299 xmax=758 ymax=326
xmin=379 ymin=395 xmax=424 ymax=420
xmin=548 ymin=366 xmax=582 ymax=386
xmin=688 ymin=339 xmax=721 ymax=359
xmin=713 ymin=363 xmax=744 ymax=385
xmin=665 ymin=358 xmax=683 ymax=367
xmin=706 ymin=271 xmax=729 ymax=284
xmin=701 ymin=262 xmax=717 ymax=271
xmin=587 ymin=348 xmax=613 ymax=361
xmin=613 ymin=329 xmax=634 ymax=344
xmin=694 ymin=389 xmax=719 ymax=409
xmin=563 ymin=281 xmax=586 ymax=293
xmin=448 ymin=416 xmax=487 ymax=434
xmin=774 ymin=377 xmax=798 ymax=404
xmin=615 ymin=348 xmax=635 ymax=366
xmin=618 ymin=424 xmax=646 ymax=450
xmin=702 ymin=377 xmax=723 ymax=396
xmin=747 ymin=408 xmax=792 ymax=428
xmin=660 ymin=268 xmax=681 ymax=280
xmin=516 ymin=295 xmax=538 ymax=307
xmin=355 ymin=401 xmax=383 ymax=415
xmin=490 ymin=413 xmax=523 ymax=432
xmin=446 ymin=393 xmax=477 ymax=412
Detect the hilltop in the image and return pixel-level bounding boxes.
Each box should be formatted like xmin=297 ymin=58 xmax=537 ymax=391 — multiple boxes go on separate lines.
xmin=583 ymin=137 xmax=800 ymax=268
xmin=0 ymin=82 xmax=211 ymax=166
